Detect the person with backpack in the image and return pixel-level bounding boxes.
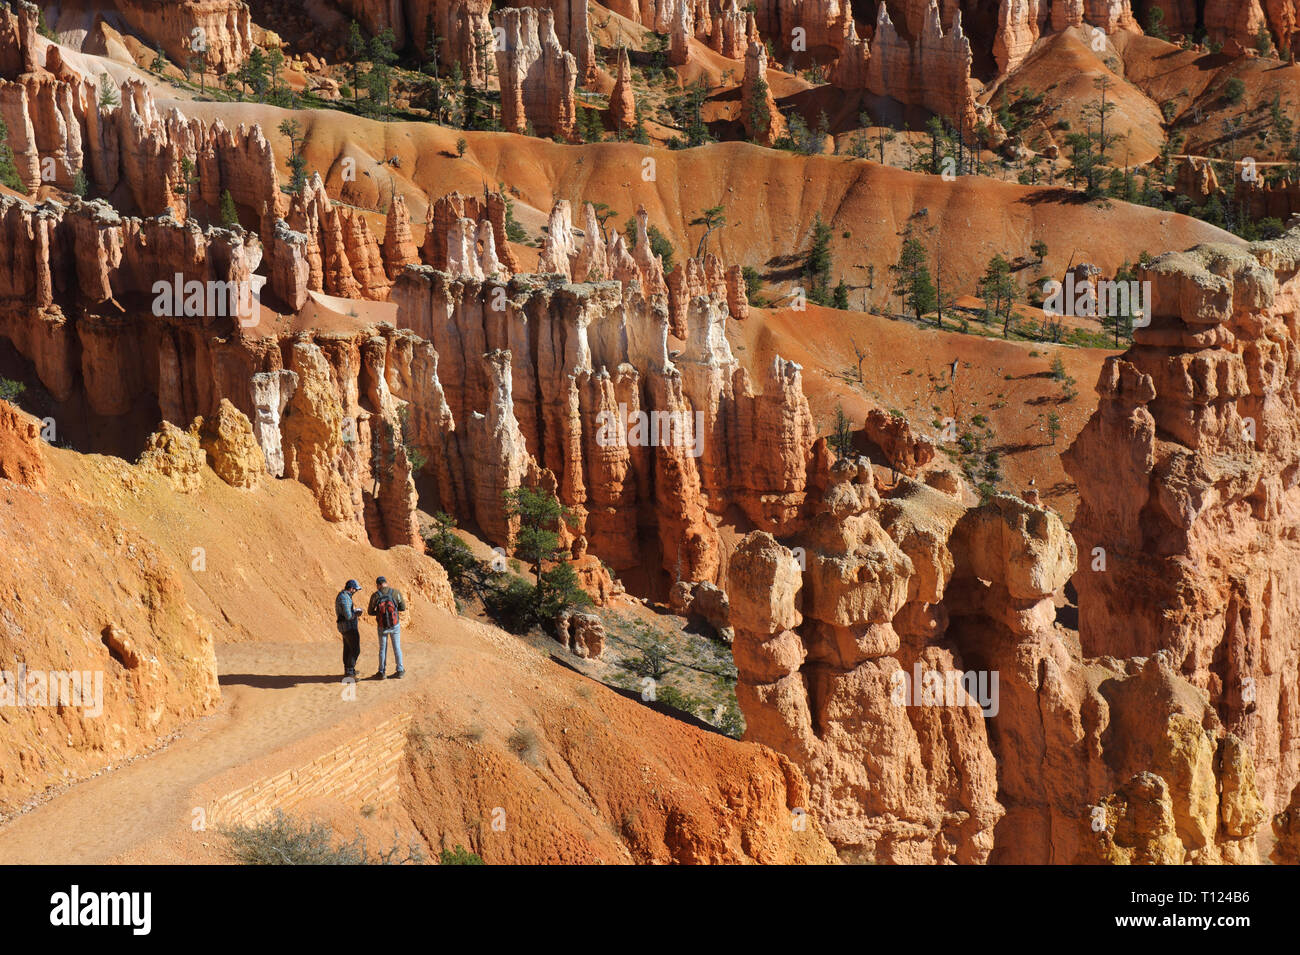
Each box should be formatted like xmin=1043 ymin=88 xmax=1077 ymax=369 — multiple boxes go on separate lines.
xmin=367 ymin=576 xmax=407 ymax=679
xmin=335 ymin=579 xmax=364 ymax=680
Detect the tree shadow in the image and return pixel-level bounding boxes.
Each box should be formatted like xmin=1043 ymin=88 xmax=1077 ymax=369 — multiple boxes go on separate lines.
xmin=1009 ymin=370 xmax=1057 ymax=381
xmin=994 ymin=441 xmax=1040 ymax=455
xmin=1015 ymin=188 xmax=1093 ymax=206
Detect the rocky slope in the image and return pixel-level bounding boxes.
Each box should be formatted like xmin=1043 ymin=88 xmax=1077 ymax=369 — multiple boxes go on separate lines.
xmin=0 ymin=402 xmax=220 ymax=814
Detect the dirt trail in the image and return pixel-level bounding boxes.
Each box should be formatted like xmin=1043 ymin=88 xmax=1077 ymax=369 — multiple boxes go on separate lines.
xmin=0 ymin=637 xmax=445 ymax=864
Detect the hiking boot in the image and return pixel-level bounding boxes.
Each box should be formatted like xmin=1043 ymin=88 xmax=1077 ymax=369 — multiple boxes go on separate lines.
xmin=372 ymin=671 xmax=387 ymax=680
xmin=391 ymin=669 xmax=405 ymax=679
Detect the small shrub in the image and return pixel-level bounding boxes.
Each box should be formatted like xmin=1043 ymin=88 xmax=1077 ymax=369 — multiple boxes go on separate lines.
xmin=440 ymin=845 xmax=484 ymax=865
xmin=506 ymin=724 xmax=540 ymax=764
xmin=483 ymin=575 xmax=539 ymax=633
xmin=656 ymin=684 xmax=706 ymax=717
xmin=222 ymin=811 xmax=424 ymax=865
xmin=0 ymin=378 xmax=25 ymax=402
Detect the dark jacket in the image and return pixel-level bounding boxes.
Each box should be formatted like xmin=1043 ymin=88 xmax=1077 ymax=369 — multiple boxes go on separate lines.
xmin=335 ymin=590 xmax=361 ymax=634
xmin=367 ymin=587 xmax=407 ymax=627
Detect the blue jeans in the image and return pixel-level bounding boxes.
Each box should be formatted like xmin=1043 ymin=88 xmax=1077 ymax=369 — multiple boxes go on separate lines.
xmin=378 ymin=625 xmax=403 ymax=673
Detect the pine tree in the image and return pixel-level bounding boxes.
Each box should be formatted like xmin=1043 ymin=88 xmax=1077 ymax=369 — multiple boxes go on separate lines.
xmin=98 ymin=73 xmax=119 ymax=109
xmin=690 ymin=205 xmax=726 ymax=257
xmin=278 ymin=119 xmax=308 ymax=194
xmin=243 ymin=47 xmax=269 ymax=101
xmin=632 ymin=98 xmax=650 ymax=145
xmin=748 ymin=73 xmax=772 ymax=141
xmin=803 ymin=213 xmax=833 ymax=304
xmin=832 ymin=280 xmax=850 ymax=309
xmin=366 ymin=28 xmax=399 ymax=118
xmin=978 ymin=254 xmax=1016 ymax=328
xmin=346 ymin=22 xmax=366 ymax=105
xmin=892 ymin=235 xmax=937 ymax=322
xmin=502 ymin=486 xmax=588 ymax=626
xmin=0 ymin=116 xmax=26 ymax=193
xmin=266 ymin=47 xmax=284 ymax=102
xmin=219 ymin=189 xmax=239 ymax=227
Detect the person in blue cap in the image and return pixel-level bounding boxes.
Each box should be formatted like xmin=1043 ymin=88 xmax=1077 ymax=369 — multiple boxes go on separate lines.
xmin=334 ymin=579 xmax=363 ymax=679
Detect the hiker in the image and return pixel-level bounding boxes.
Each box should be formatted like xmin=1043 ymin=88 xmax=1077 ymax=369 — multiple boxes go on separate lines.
xmin=335 ymin=579 xmax=364 ymax=680
xmin=368 ymin=576 xmax=407 ymax=680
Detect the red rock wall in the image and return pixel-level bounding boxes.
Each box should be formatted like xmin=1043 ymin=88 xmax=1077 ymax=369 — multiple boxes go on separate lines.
xmin=494 ymin=7 xmax=579 ymax=140
xmin=1065 ymin=229 xmax=1300 ymax=828
xmin=113 ymin=0 xmax=255 ymax=75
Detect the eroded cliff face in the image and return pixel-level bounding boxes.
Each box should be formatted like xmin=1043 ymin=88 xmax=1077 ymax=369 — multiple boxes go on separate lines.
xmin=864 ymin=2 xmax=988 ymax=136
xmin=728 ymin=228 xmax=1300 ymax=862
xmin=0 ymin=11 xmax=282 ymax=218
xmin=1064 ymin=229 xmax=1300 ymax=832
xmin=0 ymin=177 xmax=815 ymax=591
xmin=727 ymin=467 xmax=1010 ymax=863
xmin=0 ymin=15 xmax=420 ymax=312
xmin=494 ymin=7 xmax=579 ymax=141
xmin=730 ymin=456 xmax=1271 ymax=863
xmin=391 ymin=262 xmax=816 ymax=586
xmin=113 ymin=0 xmax=255 ymax=75
xmin=326 ymin=0 xmax=494 ymax=83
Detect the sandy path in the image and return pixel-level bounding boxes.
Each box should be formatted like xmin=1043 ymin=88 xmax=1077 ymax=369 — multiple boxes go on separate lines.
xmin=0 ymin=638 xmax=443 ymax=865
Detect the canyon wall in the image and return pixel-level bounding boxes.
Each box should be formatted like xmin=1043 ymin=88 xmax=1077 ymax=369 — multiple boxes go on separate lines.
xmin=494 ymin=7 xmax=579 ymax=141
xmin=113 ymin=0 xmax=254 ymax=74
xmin=861 ymin=3 xmax=986 ymax=135
xmin=1065 ymin=229 xmax=1300 ymax=826
xmin=732 ymin=452 xmax=1270 ymax=863
xmin=0 ymin=180 xmax=815 ymax=591
xmin=391 ymin=262 xmax=816 ymax=585
xmin=725 ymin=227 xmax=1300 ymax=862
